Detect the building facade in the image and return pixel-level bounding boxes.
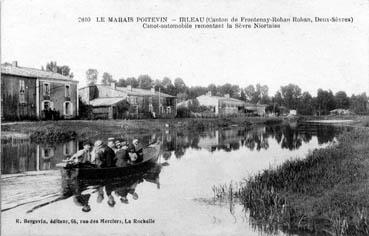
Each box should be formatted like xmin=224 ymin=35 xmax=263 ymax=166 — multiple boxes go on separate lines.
xmin=196 ymin=92 xmax=267 ymax=116
xmin=1 ymin=62 xmax=79 ymax=120
xmin=79 ymin=83 xmax=176 ymax=119
xmin=196 ymin=92 xmax=245 ymax=115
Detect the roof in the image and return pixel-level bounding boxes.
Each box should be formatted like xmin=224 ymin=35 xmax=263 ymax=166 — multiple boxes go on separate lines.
xmin=88 ymin=97 xmax=126 ymax=106
xmin=1 ymin=64 xmax=78 ymax=83
xmin=115 ymin=86 xmax=175 ymax=98
xmin=245 ymin=103 xmax=268 ymax=107
xmin=197 ymin=94 xmax=244 ymax=104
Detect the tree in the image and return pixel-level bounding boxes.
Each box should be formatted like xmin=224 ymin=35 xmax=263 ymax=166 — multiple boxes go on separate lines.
xmin=219 ymin=83 xmax=236 ymax=97
xmin=117 ymin=78 xmax=127 ymax=87
xmin=45 ymin=61 xmax=72 ymax=76
xmin=280 ymin=84 xmax=302 ymax=109
xmin=177 ymin=92 xmax=188 ymax=103
xmin=335 ymin=91 xmax=350 ymax=109
xmin=257 ymin=84 xmax=269 ymax=104
xmin=137 ymin=74 xmax=153 ymax=89
xmin=273 ymin=91 xmax=283 ymax=106
xmin=240 ymin=89 xmax=246 ymax=101
xmin=315 ymin=89 xmax=336 ymax=115
xmin=244 ymin=85 xmax=257 ymax=103
xmin=187 ymin=86 xmax=207 ymax=99
xmin=298 ymin=91 xmax=314 ymax=115
xmin=86 ymin=69 xmax=98 ymax=86
xmin=126 ymin=77 xmax=139 ymax=88
xmin=207 ymin=84 xmax=217 ymax=96
xmin=101 ymin=72 xmax=116 ymax=85
xmin=161 ymin=77 xmax=173 ymax=88
xmin=46 ymin=61 xmax=58 ymax=73
xmin=59 ymin=65 xmax=71 ymax=76
xmin=174 ymin=78 xmax=186 ymax=94
xmin=161 ymin=77 xmax=176 ymax=95
xmin=231 ymin=85 xmax=240 ymax=98
xmin=350 ymin=93 xmax=368 ymax=114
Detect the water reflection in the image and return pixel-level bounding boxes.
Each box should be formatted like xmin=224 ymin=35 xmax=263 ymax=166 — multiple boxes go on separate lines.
xmin=26 ymin=162 xmax=164 ymax=214
xmin=1 ymin=123 xmax=347 ymax=174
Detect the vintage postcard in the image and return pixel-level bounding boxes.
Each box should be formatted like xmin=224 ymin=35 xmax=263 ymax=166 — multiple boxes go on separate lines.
xmin=1 ymin=0 xmax=368 ymax=235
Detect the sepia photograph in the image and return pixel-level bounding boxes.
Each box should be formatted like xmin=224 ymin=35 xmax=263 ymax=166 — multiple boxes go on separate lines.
xmin=1 ymin=0 xmax=369 ymax=235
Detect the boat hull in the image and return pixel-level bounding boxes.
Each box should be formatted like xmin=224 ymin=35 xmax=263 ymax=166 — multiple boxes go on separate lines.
xmin=62 ymin=143 xmax=161 ymax=179
xmin=63 ymin=155 xmax=158 ymax=179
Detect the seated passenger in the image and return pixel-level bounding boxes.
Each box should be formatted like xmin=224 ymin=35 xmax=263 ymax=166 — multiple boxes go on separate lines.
xmin=91 ymin=140 xmax=115 ymax=168
xmin=103 ymin=141 xmax=116 ymax=168
xmin=115 ymin=140 xmax=129 ymax=167
xmin=127 ymin=139 xmax=143 ymax=164
xmin=91 ymin=140 xmax=104 ymax=167
xmin=68 ymin=141 xmax=92 ymax=164
xmin=107 ymin=137 xmax=118 ymax=152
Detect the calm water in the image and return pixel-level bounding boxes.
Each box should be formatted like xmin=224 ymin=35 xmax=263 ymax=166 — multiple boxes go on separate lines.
xmin=1 ymin=123 xmax=347 ymax=236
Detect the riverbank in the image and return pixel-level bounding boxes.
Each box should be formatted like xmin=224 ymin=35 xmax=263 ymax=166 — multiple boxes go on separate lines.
xmin=301 ymin=115 xmax=369 ymax=127
xmin=1 ymin=117 xmax=282 ymax=142
xmin=214 ymin=128 xmax=369 ymax=235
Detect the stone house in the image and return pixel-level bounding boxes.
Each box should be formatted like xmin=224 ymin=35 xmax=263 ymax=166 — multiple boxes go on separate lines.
xmin=196 ymin=92 xmax=245 ymax=115
xmin=79 ymin=83 xmax=176 ymax=119
xmin=1 ymin=61 xmax=79 ymax=120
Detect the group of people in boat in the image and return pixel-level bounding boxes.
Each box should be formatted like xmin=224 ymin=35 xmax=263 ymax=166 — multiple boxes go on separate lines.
xmin=68 ymin=138 xmax=143 ymax=168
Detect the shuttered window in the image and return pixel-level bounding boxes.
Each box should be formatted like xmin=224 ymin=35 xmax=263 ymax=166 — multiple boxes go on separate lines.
xmin=19 ymin=80 xmax=26 ymax=104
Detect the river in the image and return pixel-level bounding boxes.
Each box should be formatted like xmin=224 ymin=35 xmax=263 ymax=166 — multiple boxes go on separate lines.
xmin=1 ymin=123 xmax=348 ymax=236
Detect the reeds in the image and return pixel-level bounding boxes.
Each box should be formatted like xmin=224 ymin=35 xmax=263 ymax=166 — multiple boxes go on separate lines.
xmin=213 ymin=129 xmax=369 ymax=235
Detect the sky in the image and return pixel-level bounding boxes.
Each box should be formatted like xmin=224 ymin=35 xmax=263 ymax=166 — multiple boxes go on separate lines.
xmin=1 ymin=0 xmax=368 ymax=96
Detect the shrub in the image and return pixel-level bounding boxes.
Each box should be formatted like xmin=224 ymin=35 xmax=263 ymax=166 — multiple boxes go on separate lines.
xmin=30 ymin=126 xmax=77 ymax=143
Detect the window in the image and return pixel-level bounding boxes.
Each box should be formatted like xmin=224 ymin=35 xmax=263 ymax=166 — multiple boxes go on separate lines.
xmin=41 ymin=147 xmax=54 ymax=159
xmin=43 ymin=101 xmax=51 ymax=110
xmin=19 ymin=80 xmax=26 ymax=104
xmin=64 ymin=101 xmax=73 ymax=115
xmin=43 ymin=83 xmax=50 ymax=96
xmin=63 ymin=141 xmax=74 ymax=155
xmin=129 ymin=96 xmax=137 ymax=104
xmin=65 ymin=85 xmax=70 ymax=97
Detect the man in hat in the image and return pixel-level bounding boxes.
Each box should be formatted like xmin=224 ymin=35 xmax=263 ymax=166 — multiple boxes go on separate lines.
xmin=115 ymin=139 xmax=129 ymax=167
xmin=68 ymin=141 xmax=92 ymax=164
xmin=104 ymin=138 xmax=116 ymax=167
xmin=107 ymin=137 xmax=117 ymax=152
xmin=91 ymin=140 xmax=115 ymax=168
xmin=91 ymin=140 xmax=105 ymax=167
xmin=127 ymin=139 xmax=143 ymax=164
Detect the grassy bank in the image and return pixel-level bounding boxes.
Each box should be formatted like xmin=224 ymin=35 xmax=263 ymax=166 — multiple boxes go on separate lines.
xmin=213 ymin=128 xmax=369 ymax=235
xmin=1 ymin=117 xmax=282 ymax=142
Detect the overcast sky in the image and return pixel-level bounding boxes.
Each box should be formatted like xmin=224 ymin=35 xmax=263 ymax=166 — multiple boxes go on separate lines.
xmin=2 ymin=0 xmax=368 ymax=96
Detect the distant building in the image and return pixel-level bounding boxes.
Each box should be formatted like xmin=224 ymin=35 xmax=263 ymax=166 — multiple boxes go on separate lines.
xmin=330 ymin=109 xmax=352 ymax=115
xmin=79 ymin=83 xmax=176 ymax=119
xmin=289 ymin=109 xmax=297 ymax=116
xmin=196 ymin=92 xmax=245 ymax=115
xmin=1 ymin=61 xmax=79 ymax=120
xmin=244 ymin=103 xmax=267 ymax=116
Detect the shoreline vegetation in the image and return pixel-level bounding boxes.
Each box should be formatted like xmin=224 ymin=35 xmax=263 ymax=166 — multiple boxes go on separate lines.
xmin=2 ymin=114 xmax=369 ymax=143
xmin=1 ymin=116 xmax=282 ymax=143
xmin=213 ymin=127 xmax=369 ymax=236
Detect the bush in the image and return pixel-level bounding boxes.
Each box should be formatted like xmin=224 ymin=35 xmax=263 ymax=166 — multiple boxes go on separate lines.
xmin=30 ymin=126 xmax=77 ymax=143
xmin=176 ymin=107 xmax=191 ymax=118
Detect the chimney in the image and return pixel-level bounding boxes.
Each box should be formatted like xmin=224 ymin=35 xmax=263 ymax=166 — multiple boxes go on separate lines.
xmin=151 ymin=87 xmax=155 ymax=93
xmin=224 ymin=94 xmax=230 ymax=98
xmin=12 ymin=61 xmax=18 ymax=67
xmin=111 ymin=82 xmax=116 ymax=89
xmin=206 ymin=91 xmax=212 ymax=96
xmin=127 ymin=85 xmax=132 ymax=91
